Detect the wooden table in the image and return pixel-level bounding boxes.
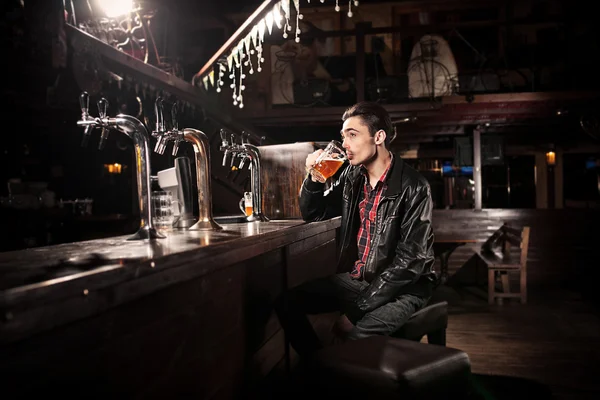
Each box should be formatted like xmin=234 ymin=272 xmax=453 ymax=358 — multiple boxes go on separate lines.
xmin=433 ymin=238 xmax=478 ymax=285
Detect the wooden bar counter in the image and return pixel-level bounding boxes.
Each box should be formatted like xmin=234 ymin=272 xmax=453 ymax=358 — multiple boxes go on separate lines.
xmin=0 ymin=217 xmax=341 ymax=398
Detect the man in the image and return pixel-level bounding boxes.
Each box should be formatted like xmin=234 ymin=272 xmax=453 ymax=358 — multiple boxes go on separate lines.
xmin=275 ymin=101 xmax=436 ymax=357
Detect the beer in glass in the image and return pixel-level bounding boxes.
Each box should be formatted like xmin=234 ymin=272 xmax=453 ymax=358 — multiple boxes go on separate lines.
xmin=309 ymin=141 xmax=347 ymax=182
xmin=239 ymin=192 xmax=253 ymax=216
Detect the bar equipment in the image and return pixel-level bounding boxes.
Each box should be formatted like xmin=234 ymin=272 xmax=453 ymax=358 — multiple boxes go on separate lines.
xmin=152 ymin=99 xmax=222 ymax=231
xmin=157 ymin=157 xmax=196 ymax=229
xmin=220 ymin=130 xmax=268 ymax=222
xmin=77 ymin=91 xmax=163 ymax=240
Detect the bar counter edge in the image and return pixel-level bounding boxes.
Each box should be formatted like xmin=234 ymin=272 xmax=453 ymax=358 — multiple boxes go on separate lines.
xmin=0 ymin=217 xmax=342 ymax=398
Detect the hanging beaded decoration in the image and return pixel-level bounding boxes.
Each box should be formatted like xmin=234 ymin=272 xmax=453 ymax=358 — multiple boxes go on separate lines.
xmin=293 ymin=0 xmax=303 ymax=43
xmin=202 ymin=0 xmax=363 ymax=107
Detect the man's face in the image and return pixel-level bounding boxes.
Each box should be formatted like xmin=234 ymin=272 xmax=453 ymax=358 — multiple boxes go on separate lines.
xmin=341 ymin=116 xmax=380 ymax=167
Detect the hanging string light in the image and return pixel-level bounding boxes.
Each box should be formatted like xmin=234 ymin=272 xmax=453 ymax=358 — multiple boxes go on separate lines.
xmin=230 ymin=49 xmax=239 ymax=105
xmin=256 ymin=19 xmax=266 ymax=72
xmin=215 ymin=61 xmax=226 ymax=93
xmin=280 ymin=0 xmax=291 ymax=39
xmin=243 ymin=35 xmax=255 ymax=75
xmin=201 ymin=0 xmax=363 ymax=107
xmin=293 ymin=0 xmax=303 ymax=43
xmin=235 ymin=40 xmax=246 ymax=108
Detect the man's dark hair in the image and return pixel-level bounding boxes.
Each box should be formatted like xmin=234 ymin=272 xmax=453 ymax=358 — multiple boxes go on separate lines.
xmin=342 ymin=101 xmax=395 ymax=148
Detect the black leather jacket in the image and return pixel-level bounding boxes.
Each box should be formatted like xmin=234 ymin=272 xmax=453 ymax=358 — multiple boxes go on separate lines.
xmin=299 ymin=154 xmax=436 ymax=323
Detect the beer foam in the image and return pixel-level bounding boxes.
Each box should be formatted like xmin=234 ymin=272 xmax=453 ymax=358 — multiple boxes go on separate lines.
xmin=319 ymin=157 xmax=344 ymax=162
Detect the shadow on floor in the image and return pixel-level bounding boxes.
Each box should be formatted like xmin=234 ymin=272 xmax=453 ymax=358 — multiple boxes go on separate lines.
xmin=469 ymin=374 xmax=555 ymax=399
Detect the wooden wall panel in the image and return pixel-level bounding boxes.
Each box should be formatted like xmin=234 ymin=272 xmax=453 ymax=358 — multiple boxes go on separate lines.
xmin=259 ymin=142 xmax=316 ymax=220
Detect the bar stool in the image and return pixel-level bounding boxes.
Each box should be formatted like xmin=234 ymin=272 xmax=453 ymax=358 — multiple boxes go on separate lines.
xmin=393 ymin=300 xmax=448 ymax=345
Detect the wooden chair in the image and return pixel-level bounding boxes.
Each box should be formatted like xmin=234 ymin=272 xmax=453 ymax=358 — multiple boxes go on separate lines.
xmin=476 ymin=223 xmax=530 ymax=305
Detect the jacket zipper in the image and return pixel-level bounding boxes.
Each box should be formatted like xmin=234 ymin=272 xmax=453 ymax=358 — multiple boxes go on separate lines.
xmin=340 ymin=179 xmax=358 ymax=256
xmin=363 ymin=197 xmax=386 ymax=278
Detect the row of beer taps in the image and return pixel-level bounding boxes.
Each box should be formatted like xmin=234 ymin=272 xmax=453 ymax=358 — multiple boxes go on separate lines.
xmin=76 ymin=90 xmax=267 ymax=241
xmin=77 ymin=91 xmax=161 ymax=240
xmin=151 ymin=97 xmax=223 ymax=231
xmin=219 ymin=129 xmax=268 ymax=222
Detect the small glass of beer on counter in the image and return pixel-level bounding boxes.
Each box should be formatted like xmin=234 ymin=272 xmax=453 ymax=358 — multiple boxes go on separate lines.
xmin=309 ymin=140 xmax=347 ymax=182
xmin=239 ymin=191 xmax=253 ymax=216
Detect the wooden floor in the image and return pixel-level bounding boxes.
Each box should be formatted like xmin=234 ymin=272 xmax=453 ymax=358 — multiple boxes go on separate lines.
xmin=430 ymin=282 xmax=600 ymax=400
xmin=259 ymin=281 xmax=600 ymax=400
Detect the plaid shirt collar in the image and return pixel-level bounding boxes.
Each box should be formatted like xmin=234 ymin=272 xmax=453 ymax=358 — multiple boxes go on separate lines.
xmin=359 ymin=152 xmax=394 ymax=189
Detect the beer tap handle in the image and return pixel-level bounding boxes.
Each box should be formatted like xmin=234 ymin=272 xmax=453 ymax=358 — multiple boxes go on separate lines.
xmin=239 ymin=155 xmax=247 ymax=170
xmin=219 ymin=129 xmax=229 ymax=146
xmin=241 ymin=131 xmax=249 ymax=144
xmin=98 ymin=130 xmax=110 ymax=150
xmin=220 ymin=129 xmax=231 ymax=166
xmin=79 ymin=92 xmax=90 ymax=118
xmin=97 ymin=97 xmax=108 ymax=119
xmin=154 ymin=135 xmax=168 ymax=155
xmin=222 ymin=150 xmax=229 ymax=167
xmin=81 ymin=126 xmax=93 ymax=148
xmin=172 ymin=141 xmax=180 ymax=157
xmin=171 ymin=101 xmax=179 ymax=132
xmin=79 ymin=92 xmax=92 ymax=147
xmin=154 ymin=97 xmax=164 ymax=134
xmin=97 ymin=98 xmax=110 ymax=150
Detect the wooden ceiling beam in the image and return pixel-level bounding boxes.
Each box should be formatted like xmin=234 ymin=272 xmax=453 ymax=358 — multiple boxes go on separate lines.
xmin=240 ymin=91 xmax=599 ymax=128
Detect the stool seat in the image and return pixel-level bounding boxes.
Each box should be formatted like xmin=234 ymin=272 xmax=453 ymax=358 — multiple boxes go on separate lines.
xmin=305 ymin=336 xmax=472 ymax=399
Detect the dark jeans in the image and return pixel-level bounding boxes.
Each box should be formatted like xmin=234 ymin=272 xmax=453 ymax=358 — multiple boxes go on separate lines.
xmin=274 ymin=272 xmax=429 ymax=357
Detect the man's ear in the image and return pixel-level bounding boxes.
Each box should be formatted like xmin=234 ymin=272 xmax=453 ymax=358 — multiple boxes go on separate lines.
xmin=375 ymin=129 xmax=386 ymax=145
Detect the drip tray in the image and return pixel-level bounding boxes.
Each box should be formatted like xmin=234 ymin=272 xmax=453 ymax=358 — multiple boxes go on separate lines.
xmin=213 ymin=215 xmax=248 ymax=224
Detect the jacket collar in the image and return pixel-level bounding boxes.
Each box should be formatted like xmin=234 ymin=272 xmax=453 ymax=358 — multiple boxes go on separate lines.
xmin=347 ymin=151 xmax=405 ymax=196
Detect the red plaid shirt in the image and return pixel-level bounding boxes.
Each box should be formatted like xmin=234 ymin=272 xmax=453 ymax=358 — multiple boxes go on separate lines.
xmin=350 ymin=156 xmax=393 ymax=279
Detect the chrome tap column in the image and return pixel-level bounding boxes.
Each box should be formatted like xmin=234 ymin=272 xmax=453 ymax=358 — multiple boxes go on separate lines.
xmin=153 ymin=100 xmax=222 ymax=231
xmin=240 ymin=142 xmax=269 ymax=222
xmin=76 ymin=91 xmax=164 ymax=240
xmin=220 ymin=130 xmax=269 ymax=222
xmin=182 ymin=128 xmax=222 ymax=230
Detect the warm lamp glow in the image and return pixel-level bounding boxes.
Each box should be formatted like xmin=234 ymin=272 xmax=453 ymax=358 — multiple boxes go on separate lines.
xmin=98 ymin=0 xmax=133 ymax=18
xmin=546 ymin=151 xmax=556 ymax=166
xmin=104 ymin=163 xmax=123 ymax=174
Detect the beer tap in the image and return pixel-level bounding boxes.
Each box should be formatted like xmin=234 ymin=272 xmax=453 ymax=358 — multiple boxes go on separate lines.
xmin=152 ymin=97 xmax=168 ymax=155
xmin=152 ymin=99 xmax=222 ymax=231
xmin=76 ymin=91 xmax=164 ymax=240
xmin=79 ymin=92 xmax=94 ymax=147
xmin=181 ymin=127 xmax=222 ymax=230
xmin=217 ymin=128 xmax=268 ymax=221
xmin=219 ymin=129 xmax=231 ymax=167
xmin=97 ymin=98 xmax=110 ymax=150
xmin=238 ymin=132 xmax=250 ymax=170
xmin=240 ymin=141 xmax=268 ymax=222
xmin=230 ymin=134 xmax=241 ymax=168
xmin=170 ymin=101 xmax=183 ymax=157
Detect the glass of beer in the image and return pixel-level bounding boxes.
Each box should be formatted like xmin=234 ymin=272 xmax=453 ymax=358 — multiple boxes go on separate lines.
xmin=309 ymin=140 xmax=347 ymax=182
xmin=238 ymin=191 xmax=253 ymax=216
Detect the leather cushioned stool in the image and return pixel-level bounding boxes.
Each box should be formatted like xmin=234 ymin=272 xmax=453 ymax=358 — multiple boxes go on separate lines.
xmin=393 ymin=300 xmax=448 ymax=345
xmin=303 ymin=336 xmax=472 ymax=399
